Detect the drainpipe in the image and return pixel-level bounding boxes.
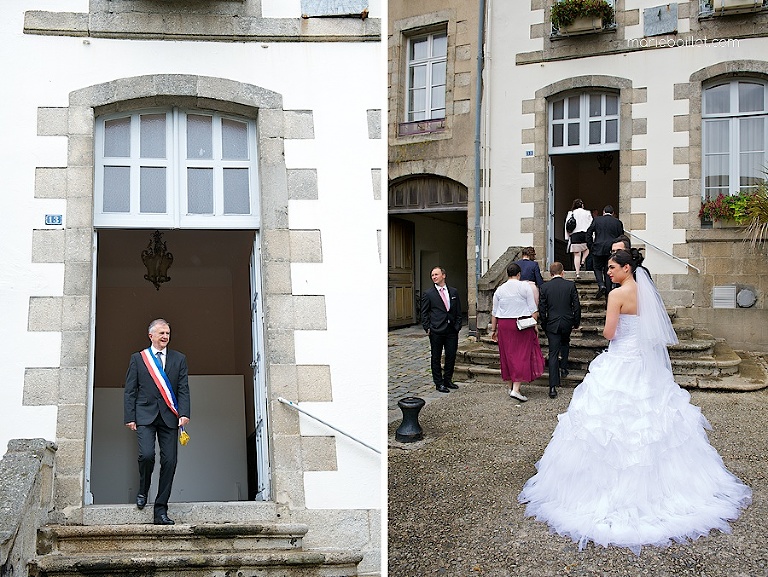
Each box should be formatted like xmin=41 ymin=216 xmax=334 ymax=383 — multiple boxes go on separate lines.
xmin=474 ymin=0 xmax=487 ymax=286
xmin=472 ymin=0 xmax=488 ymax=335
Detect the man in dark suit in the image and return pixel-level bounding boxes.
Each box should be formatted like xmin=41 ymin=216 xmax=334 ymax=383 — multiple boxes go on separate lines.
xmin=585 ymin=205 xmax=624 ymax=298
xmin=539 ymin=262 xmax=581 ymax=399
xmin=124 ymin=318 xmax=190 ymax=525
xmin=611 ymin=235 xmax=651 ymax=284
xmin=421 ymin=266 xmax=462 ymax=393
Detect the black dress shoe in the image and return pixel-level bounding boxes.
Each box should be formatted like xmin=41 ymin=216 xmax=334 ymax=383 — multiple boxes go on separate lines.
xmin=436 ymin=385 xmax=450 ymax=393
xmin=136 ymin=494 xmax=147 ymax=509
xmin=444 ymin=382 xmax=459 ymax=389
xmin=560 ymin=368 xmax=569 ymax=378
xmin=549 ymin=388 xmax=558 ymax=399
xmin=154 ymin=514 xmax=175 ymax=525
xmin=594 ymin=288 xmax=606 ymax=299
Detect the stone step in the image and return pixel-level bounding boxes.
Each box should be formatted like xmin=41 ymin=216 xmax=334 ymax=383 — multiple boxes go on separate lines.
xmin=477 ymin=261 xmax=747 ymax=385
xmin=466 ymin=330 xmax=716 ymax=366
xmin=550 ymin=349 xmax=728 ymax=373
xmin=455 ymin=339 xmax=745 ymax=387
xmin=31 ymin=521 xmax=363 ymax=577
xmin=693 ymin=350 xmax=768 ymax=391
xmin=29 ymin=549 xmax=362 ymax=577
xmin=571 ymin=313 xmax=692 ymax=335
xmin=38 ymin=523 xmax=308 ymax=555
xmin=81 ymin=501 xmax=278 ymax=526
xmin=479 ymin=312 xmax=690 ymax=337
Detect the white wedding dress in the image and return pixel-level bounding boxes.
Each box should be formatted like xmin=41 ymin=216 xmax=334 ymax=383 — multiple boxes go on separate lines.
xmin=518 ymin=270 xmax=752 ymax=554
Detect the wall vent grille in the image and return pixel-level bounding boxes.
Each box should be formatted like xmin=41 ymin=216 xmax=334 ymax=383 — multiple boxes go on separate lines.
xmin=712 ymin=285 xmax=737 ymax=309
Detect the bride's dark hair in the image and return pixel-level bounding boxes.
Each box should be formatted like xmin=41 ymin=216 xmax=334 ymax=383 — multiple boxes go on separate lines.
xmin=609 ymin=248 xmax=644 ymax=270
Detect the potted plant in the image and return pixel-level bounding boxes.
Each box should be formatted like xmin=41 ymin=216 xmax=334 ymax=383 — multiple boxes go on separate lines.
xmin=699 ymin=192 xmax=739 ymax=225
xmin=700 ymin=182 xmax=768 ymax=248
xmin=551 ymin=0 xmax=615 ymax=34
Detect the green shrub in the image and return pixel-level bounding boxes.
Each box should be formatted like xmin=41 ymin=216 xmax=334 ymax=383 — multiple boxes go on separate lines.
xmin=700 ymin=179 xmax=768 ymax=249
xmin=699 ymin=192 xmax=738 ymax=222
xmin=740 ymin=181 xmax=768 ymax=249
xmin=551 ymin=0 xmax=615 ymax=28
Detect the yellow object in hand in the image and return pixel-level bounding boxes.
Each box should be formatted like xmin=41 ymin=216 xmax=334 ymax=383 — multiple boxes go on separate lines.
xmin=179 ymin=428 xmax=190 ymax=446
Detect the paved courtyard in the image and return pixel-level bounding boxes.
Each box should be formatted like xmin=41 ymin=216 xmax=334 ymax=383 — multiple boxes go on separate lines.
xmin=387 ymin=325 xmax=768 ymax=577
xmin=387 ymin=324 xmax=471 ymax=423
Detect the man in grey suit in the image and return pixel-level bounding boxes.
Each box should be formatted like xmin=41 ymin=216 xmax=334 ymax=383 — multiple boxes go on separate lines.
xmin=538 ymin=262 xmax=581 ymax=399
xmin=124 ymin=318 xmax=190 ymax=525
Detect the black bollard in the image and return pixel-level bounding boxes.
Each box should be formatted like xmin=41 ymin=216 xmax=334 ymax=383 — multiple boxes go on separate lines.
xmin=395 ymin=397 xmax=426 ymax=443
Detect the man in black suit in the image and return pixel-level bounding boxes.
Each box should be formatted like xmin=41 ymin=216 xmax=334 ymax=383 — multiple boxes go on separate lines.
xmin=539 ymin=262 xmax=581 ymax=399
xmin=585 ymin=205 xmax=624 ymax=298
xmin=421 ymin=266 xmax=462 ymax=393
xmin=611 ymin=235 xmax=651 ymax=283
xmin=124 ymin=318 xmax=190 ymax=525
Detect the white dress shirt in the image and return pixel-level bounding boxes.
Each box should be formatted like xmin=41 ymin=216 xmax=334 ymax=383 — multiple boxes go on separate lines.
xmin=151 ymin=347 xmax=166 ymax=369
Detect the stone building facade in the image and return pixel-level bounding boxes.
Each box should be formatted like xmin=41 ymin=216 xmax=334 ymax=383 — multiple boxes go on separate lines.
xmin=410 ymin=0 xmax=768 ymax=350
xmin=387 ymin=0 xmax=480 ymax=330
xmin=1 ymin=1 xmax=383 ymax=574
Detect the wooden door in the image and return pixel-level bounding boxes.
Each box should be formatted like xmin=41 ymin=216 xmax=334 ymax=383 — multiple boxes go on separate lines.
xmin=388 ymin=218 xmax=415 ymax=328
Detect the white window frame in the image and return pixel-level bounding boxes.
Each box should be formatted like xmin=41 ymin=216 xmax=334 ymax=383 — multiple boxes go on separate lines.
xmin=405 ymin=30 xmax=447 ymax=123
xmin=94 ymin=108 xmax=260 ymax=229
xmin=702 ymin=78 xmax=768 ymax=200
xmin=548 ymin=91 xmax=620 ymax=154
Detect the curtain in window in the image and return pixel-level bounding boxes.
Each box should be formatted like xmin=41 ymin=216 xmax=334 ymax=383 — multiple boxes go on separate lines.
xmin=703 ymin=80 xmax=767 ymax=198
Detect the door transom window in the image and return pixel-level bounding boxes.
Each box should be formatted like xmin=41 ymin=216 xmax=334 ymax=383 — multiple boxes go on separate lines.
xmin=95 ymin=108 xmax=259 ymax=228
xmin=549 ymin=92 xmax=620 ymax=154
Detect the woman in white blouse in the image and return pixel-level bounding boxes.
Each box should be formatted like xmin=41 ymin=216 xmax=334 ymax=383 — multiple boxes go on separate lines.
xmin=565 ymin=198 xmax=593 ymax=279
xmin=489 ymin=262 xmax=545 ymax=402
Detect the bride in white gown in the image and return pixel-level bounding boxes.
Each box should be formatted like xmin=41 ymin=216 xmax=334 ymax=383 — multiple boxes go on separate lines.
xmin=518 ymin=249 xmax=752 ymax=554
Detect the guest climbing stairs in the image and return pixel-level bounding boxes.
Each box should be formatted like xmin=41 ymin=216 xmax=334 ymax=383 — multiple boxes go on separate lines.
xmin=455 ymin=248 xmax=768 ymax=392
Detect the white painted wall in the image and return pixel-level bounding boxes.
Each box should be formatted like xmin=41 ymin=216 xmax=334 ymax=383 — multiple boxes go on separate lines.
xmin=485 ymin=0 xmax=767 ymax=274
xmin=0 ymin=0 xmax=383 ymax=512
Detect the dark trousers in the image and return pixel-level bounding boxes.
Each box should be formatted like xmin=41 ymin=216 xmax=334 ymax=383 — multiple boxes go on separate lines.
xmin=592 ymin=253 xmax=611 ymax=291
xmin=545 ymin=329 xmax=571 ymax=390
xmin=429 ymin=330 xmax=459 ymax=386
xmin=137 ymin=413 xmax=178 ymax=516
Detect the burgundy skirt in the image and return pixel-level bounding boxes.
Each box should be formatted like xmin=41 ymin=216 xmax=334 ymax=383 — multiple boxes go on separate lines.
xmin=497 ymin=317 xmax=545 ymax=382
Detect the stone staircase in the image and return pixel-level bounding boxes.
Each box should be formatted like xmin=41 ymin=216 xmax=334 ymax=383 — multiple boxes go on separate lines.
xmin=28 ymin=505 xmax=362 ymax=577
xmin=457 ymin=272 xmax=768 ymax=391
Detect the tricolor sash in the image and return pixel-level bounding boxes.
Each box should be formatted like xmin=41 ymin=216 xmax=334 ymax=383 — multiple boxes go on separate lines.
xmin=140 ymin=348 xmax=179 ymax=417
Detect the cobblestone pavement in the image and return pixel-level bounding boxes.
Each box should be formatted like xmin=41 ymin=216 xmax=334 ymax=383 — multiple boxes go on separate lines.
xmin=388 ymin=324 xmax=471 ymax=424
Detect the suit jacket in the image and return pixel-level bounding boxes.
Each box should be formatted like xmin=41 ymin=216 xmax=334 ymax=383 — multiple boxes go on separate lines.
xmin=124 ymin=348 xmax=190 ymax=429
xmin=421 ymin=285 xmax=462 ymax=335
xmin=586 ymin=214 xmax=625 ymax=256
xmin=538 ymin=276 xmax=581 ymax=334
xmin=515 ymin=258 xmax=544 ymax=287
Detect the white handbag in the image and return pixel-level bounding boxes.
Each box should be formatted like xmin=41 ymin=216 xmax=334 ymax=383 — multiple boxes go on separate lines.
xmin=516 ymin=317 xmax=537 ymax=330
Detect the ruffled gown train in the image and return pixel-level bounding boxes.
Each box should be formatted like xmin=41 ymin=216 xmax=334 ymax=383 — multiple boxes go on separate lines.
xmin=518 ymin=314 xmax=752 ymax=554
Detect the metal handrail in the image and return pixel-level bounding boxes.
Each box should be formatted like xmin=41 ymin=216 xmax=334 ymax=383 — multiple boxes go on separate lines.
xmin=277 ymin=397 xmax=381 ymax=455
xmin=627 ymin=231 xmax=700 ymax=273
